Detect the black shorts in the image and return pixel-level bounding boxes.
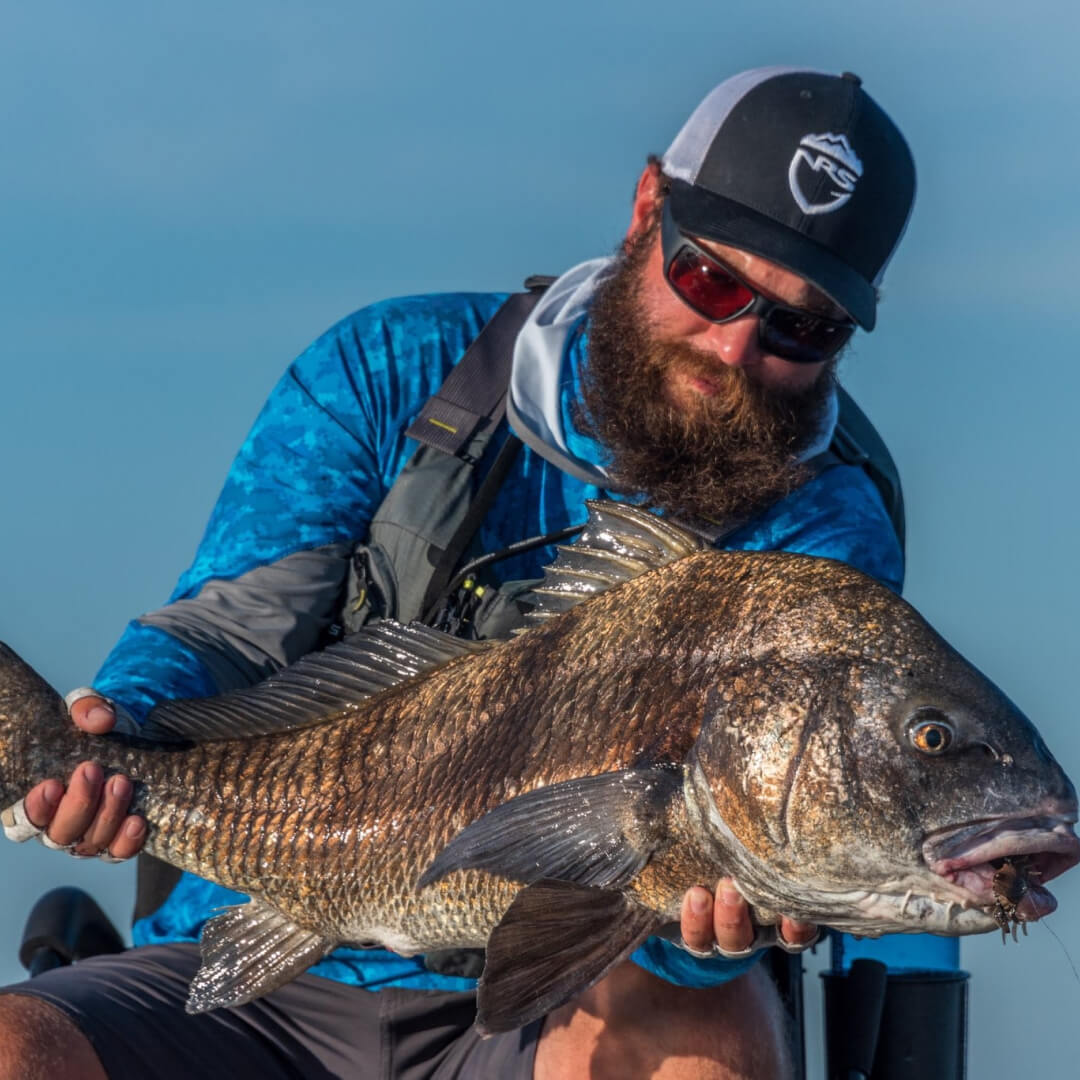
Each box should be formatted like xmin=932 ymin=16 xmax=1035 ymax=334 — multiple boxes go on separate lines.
xmin=4 ymin=944 xmax=540 ymax=1079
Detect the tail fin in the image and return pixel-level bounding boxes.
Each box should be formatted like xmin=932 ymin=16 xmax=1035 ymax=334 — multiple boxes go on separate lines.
xmin=0 ymin=642 xmax=71 ymax=807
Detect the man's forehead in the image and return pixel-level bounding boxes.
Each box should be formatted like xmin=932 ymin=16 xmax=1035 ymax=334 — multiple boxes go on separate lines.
xmin=692 ymin=233 xmax=847 ymax=320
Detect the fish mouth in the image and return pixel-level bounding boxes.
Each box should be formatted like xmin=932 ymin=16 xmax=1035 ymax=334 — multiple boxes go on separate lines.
xmin=923 ymin=815 xmax=1080 ymax=922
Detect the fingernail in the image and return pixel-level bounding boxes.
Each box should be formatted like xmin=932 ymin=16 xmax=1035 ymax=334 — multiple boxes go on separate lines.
xmin=124 ymin=819 xmax=145 ymax=839
xmin=87 ymin=706 xmax=114 ymax=727
xmin=109 ymin=776 xmax=132 ymax=800
xmin=719 ymin=884 xmax=743 ymax=906
xmin=42 ymin=783 xmax=62 ymax=807
xmin=689 ymin=889 xmax=711 ymax=915
xmin=82 ymin=763 xmax=103 ymax=786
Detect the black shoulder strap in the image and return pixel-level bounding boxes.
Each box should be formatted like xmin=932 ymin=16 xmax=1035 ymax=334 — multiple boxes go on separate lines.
xmin=404 ymin=288 xmax=547 ymax=460
xmin=830 ymin=386 xmax=906 ymax=555
xmin=412 ymin=288 xmax=551 ymax=621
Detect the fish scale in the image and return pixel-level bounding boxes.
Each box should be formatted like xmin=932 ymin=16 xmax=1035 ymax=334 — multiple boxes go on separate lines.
xmin=0 ymin=501 xmax=1076 ymax=1034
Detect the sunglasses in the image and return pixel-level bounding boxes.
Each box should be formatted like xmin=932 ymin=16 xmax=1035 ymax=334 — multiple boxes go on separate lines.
xmin=660 ymin=201 xmax=855 ymax=365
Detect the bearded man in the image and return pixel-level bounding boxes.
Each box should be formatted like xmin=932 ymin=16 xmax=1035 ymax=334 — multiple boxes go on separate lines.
xmin=0 ymin=67 xmax=916 ymax=1080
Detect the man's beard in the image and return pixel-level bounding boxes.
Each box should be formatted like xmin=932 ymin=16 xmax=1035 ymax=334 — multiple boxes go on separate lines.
xmin=579 ymin=224 xmax=838 ymax=530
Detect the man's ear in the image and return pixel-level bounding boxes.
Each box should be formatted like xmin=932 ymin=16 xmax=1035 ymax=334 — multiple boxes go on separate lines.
xmin=625 ymin=161 xmax=664 ymax=246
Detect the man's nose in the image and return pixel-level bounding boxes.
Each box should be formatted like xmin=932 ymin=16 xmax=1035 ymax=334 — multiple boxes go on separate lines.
xmin=696 ymin=314 xmax=762 ymax=367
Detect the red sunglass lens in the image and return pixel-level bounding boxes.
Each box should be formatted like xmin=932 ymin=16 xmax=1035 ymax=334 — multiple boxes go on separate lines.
xmin=761 ymin=309 xmax=853 ymax=363
xmin=667 ymin=249 xmax=753 ymax=321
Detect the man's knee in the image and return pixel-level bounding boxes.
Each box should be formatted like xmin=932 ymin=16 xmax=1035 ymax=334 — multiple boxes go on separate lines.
xmin=535 ymin=961 xmax=792 ymax=1080
xmin=0 ymin=993 xmax=106 ymax=1080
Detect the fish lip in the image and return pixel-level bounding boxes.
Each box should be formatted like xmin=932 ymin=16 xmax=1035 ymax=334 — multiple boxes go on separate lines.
xmin=923 ymin=813 xmax=1078 ymax=867
xmin=922 ymin=815 xmax=1080 ymax=911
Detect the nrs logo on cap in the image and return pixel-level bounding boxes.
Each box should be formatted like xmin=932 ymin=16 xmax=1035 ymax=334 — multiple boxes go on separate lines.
xmin=788 ymin=133 xmax=864 ymax=216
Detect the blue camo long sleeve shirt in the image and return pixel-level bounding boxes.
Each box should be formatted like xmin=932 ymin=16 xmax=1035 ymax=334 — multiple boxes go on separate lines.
xmin=92 ymin=290 xmax=904 ymax=992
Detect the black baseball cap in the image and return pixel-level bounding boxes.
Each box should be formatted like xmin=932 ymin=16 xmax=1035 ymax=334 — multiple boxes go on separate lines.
xmin=661 ymin=67 xmax=916 ymax=330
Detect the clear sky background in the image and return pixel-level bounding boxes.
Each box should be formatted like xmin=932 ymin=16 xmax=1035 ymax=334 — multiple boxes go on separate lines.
xmin=1 ymin=2 xmax=1078 ymax=1076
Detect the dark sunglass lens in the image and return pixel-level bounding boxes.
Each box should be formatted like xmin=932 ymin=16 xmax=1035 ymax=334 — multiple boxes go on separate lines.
xmin=761 ymin=309 xmax=854 ymax=364
xmin=667 ymin=249 xmax=753 ymax=321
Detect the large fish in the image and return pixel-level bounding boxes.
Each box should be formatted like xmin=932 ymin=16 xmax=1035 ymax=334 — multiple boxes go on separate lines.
xmin=0 ymin=502 xmax=1076 ymax=1033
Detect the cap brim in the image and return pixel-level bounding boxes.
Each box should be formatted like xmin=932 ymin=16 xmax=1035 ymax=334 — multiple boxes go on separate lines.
xmin=668 ymin=179 xmax=877 ymax=330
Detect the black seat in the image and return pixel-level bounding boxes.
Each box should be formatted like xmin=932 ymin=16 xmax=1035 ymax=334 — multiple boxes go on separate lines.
xmin=19 ymin=886 xmax=125 ymax=978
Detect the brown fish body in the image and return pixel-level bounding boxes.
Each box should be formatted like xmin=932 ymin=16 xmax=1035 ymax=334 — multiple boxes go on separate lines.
xmin=1 ymin=551 xmax=846 ymax=944
xmin=1 ymin=504 xmax=1077 ymax=1031
xmin=99 ymin=553 xmax=746 ymax=945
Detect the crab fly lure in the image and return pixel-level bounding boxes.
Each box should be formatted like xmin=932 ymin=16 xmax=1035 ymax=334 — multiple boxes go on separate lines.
xmin=992 ymin=855 xmax=1040 ymax=942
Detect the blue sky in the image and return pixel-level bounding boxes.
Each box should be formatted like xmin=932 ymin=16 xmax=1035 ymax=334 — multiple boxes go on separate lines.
xmin=2 ymin=3 xmax=1078 ymax=1075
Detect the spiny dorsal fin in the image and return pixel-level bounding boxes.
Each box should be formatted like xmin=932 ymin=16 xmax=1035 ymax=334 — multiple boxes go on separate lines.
xmin=526 ymin=501 xmax=705 ymax=625
xmin=141 ymin=622 xmax=488 ymax=742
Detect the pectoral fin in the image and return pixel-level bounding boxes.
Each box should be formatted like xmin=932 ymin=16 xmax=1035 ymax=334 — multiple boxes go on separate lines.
xmin=418 ymin=766 xmax=682 ymax=891
xmin=185 ymin=901 xmax=335 ymax=1013
xmin=476 ymin=879 xmax=658 ymax=1034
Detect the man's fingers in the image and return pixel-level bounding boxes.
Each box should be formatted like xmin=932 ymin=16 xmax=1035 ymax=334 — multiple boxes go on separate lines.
xmin=103 ymin=816 xmax=147 ymax=860
xmin=778 ymin=917 xmax=818 ymax=949
xmin=23 ymin=780 xmax=64 ymax=830
xmin=679 ymin=887 xmax=717 ymax=954
xmin=677 ymin=882 xmax=813 ymax=958
xmin=68 ymin=695 xmax=117 ymax=735
xmin=40 ymin=762 xmax=105 ymax=846
xmin=680 ymin=879 xmax=755 ymax=955
xmin=76 ymin=774 xmax=135 ymax=855
xmin=713 ymin=880 xmax=754 ymax=953
xmin=18 ymin=764 xmax=146 ymax=860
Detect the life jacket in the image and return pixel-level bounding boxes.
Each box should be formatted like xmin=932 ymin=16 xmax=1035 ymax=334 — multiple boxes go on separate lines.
xmin=337 ymin=279 xmax=905 ymax=642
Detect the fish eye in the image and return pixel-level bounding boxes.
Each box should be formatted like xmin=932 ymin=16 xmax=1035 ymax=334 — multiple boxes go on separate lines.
xmin=907 ymin=711 xmax=955 ymax=755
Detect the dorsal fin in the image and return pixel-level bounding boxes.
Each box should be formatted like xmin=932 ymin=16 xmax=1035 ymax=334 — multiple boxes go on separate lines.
xmin=140 ymin=622 xmax=488 ymax=742
xmin=526 ymin=501 xmax=705 ymax=625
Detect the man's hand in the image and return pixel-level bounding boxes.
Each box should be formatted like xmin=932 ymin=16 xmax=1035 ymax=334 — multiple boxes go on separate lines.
xmin=679 ymin=880 xmax=817 ymax=957
xmin=21 ymin=695 xmax=146 ymax=860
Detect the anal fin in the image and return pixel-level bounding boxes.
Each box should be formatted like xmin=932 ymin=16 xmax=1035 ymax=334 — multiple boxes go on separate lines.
xmin=186 ymin=900 xmax=335 ymax=1013
xmin=476 ymin=879 xmax=658 ymax=1035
